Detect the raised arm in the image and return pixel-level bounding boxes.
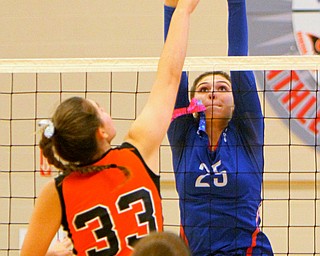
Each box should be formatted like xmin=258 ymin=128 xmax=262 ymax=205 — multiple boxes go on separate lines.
xmin=227 ymin=0 xmax=248 ymax=56
xmin=164 ymin=0 xmax=190 ymax=109
xmin=125 ymin=0 xmax=199 ymax=173
xmin=228 ymin=0 xmax=263 ymax=146
xmin=228 ymin=0 xmax=260 ymax=115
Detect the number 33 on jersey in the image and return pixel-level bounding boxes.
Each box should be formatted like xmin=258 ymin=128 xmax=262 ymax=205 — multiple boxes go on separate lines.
xmin=55 ymin=146 xmax=163 ymax=256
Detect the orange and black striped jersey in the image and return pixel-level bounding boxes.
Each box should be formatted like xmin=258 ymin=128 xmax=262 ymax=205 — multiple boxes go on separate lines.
xmin=55 ymin=142 xmax=163 ymax=256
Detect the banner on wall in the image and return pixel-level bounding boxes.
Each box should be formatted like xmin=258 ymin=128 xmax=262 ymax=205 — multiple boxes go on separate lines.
xmin=247 ymin=0 xmax=320 ymax=146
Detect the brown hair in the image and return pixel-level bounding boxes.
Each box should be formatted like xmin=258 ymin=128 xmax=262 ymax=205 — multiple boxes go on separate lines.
xmin=190 ymin=71 xmax=231 ymax=99
xmin=132 ymin=231 xmax=191 ymax=256
xmin=39 ymin=97 xmax=113 ymax=175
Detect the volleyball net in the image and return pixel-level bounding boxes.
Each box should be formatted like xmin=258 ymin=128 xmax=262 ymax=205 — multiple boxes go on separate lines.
xmin=0 ymin=56 xmax=319 ymax=255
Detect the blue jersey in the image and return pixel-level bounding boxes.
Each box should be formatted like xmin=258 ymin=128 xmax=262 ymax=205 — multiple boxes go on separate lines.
xmin=165 ymin=1 xmax=273 ymax=255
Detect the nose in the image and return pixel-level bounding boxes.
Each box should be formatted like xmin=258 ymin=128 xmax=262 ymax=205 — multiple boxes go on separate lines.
xmin=208 ymin=90 xmax=215 ymax=100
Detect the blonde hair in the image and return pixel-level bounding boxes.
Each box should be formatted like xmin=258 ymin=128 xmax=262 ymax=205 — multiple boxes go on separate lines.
xmin=132 ymin=231 xmax=191 ymax=256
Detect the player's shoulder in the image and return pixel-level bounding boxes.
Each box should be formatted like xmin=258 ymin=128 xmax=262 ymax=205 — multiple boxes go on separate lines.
xmin=42 ymin=179 xmax=57 ymax=193
xmin=35 ymin=179 xmax=60 ymax=206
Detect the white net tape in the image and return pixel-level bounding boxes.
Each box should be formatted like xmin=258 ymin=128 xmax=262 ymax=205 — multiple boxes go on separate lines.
xmin=0 ymin=55 xmax=319 ymax=73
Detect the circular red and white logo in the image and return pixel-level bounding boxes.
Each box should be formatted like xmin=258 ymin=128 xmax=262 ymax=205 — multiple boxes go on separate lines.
xmin=248 ymin=0 xmax=320 ymax=145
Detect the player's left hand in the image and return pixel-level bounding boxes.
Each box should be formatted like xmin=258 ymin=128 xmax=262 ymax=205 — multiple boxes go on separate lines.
xmin=45 ymin=237 xmax=74 ymax=256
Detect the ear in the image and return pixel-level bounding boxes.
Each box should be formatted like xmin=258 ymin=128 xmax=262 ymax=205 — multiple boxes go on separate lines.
xmin=96 ymin=126 xmax=109 ymax=140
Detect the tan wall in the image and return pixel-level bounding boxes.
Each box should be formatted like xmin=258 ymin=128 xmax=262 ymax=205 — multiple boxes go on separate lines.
xmin=0 ymin=0 xmax=227 ymax=58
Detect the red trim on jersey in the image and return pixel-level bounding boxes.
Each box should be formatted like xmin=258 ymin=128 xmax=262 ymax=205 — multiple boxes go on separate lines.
xmin=246 ymin=227 xmax=260 ymax=255
xmin=180 ymin=225 xmax=189 ymax=247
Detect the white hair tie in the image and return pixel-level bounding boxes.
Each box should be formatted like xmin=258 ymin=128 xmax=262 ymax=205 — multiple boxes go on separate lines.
xmin=38 ymin=119 xmax=55 ymax=139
